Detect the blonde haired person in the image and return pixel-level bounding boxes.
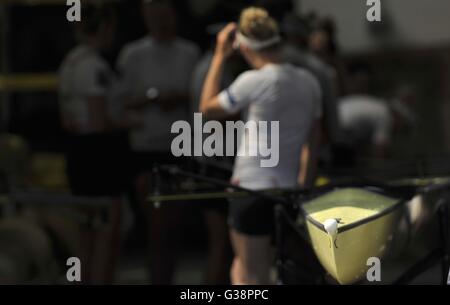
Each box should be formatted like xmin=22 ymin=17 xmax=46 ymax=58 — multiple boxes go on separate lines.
xmin=200 ymin=7 xmax=322 ymax=284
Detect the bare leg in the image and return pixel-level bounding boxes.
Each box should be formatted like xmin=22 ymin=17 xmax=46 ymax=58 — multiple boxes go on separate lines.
xmin=202 ymin=209 xmax=232 ymax=284
xmin=135 ymin=173 xmax=183 ymax=284
xmin=86 ymin=199 xmax=123 ymax=284
xmin=229 ymin=229 xmax=273 ymax=285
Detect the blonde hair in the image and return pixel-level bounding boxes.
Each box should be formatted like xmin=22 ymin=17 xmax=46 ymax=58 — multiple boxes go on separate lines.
xmin=239 ymin=7 xmax=279 ymax=41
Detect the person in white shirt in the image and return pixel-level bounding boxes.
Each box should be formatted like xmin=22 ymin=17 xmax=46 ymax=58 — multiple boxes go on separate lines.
xmin=58 ymin=3 xmax=126 ymax=283
xmin=117 ymin=1 xmax=200 ymax=154
xmin=116 ymin=0 xmax=200 ymax=284
xmin=339 ymin=95 xmax=392 ymax=151
xmin=200 ymin=7 xmax=322 ymax=284
xmin=337 ymin=65 xmax=416 ymax=159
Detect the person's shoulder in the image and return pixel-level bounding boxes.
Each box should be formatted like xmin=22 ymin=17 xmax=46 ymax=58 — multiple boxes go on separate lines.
xmin=120 ymin=37 xmax=152 ymax=58
xmin=291 ymin=64 xmax=321 ymax=88
xmin=229 ymin=69 xmax=269 ymax=94
xmin=237 ymin=69 xmax=266 ymax=83
xmin=174 ymin=38 xmax=200 ymax=55
xmin=61 ymin=46 xmax=105 ymax=72
xmin=60 ymin=46 xmax=88 ymax=67
xmin=60 ymin=47 xmax=79 ymax=64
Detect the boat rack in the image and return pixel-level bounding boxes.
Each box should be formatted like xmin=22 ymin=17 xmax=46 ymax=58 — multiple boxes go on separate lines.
xmin=151 ymin=164 xmax=450 ymax=285
xmin=393 ymin=197 xmax=449 ymax=285
xmin=275 ymin=183 xmax=450 ymax=285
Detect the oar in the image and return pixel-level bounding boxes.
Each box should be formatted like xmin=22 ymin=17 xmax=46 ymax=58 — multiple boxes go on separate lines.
xmin=148 ymin=189 xmax=292 ymax=203
xmin=148 ymin=165 xmax=295 ymax=205
xmin=146 ymin=165 xmax=398 ymax=204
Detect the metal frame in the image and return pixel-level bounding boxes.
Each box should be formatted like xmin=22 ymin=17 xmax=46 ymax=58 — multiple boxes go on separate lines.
xmin=152 ymin=165 xmax=450 ymax=285
xmin=275 ymin=184 xmax=450 ymax=285
xmin=393 ymin=198 xmax=450 ymax=285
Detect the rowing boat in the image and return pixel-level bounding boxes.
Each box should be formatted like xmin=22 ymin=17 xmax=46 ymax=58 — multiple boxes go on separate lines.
xmin=300 ymin=187 xmax=404 ymax=284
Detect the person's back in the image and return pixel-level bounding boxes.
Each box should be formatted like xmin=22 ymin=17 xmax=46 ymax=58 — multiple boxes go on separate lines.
xmin=228 ymin=63 xmax=321 ymax=189
xmin=199 ymin=7 xmax=323 ymax=285
xmin=338 ymin=95 xmax=392 ymax=147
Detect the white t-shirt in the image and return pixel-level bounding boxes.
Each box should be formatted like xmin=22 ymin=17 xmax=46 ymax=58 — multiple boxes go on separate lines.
xmin=117 ymin=37 xmax=200 ymax=152
xmin=58 ymin=45 xmax=116 ymax=134
xmin=338 ymin=95 xmax=392 ymax=145
xmin=218 ymin=63 xmax=322 ymax=190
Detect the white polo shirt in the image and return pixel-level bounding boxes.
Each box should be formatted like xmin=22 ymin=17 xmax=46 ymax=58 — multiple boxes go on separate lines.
xmin=117 ymin=37 xmax=200 ymax=152
xmin=218 ymin=63 xmax=322 ymax=190
xmin=58 ymin=45 xmax=116 ymax=134
xmin=338 ymin=95 xmax=392 ymax=145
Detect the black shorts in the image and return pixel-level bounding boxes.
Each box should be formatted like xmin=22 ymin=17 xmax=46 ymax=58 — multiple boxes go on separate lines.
xmin=228 ymin=197 xmax=276 ymax=236
xmin=189 ymin=159 xmax=231 ymax=214
xmin=65 ymin=131 xmax=131 ymax=197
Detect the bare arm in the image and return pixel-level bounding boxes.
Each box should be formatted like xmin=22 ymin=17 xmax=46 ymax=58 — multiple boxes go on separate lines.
xmin=199 ymin=23 xmax=237 ymax=119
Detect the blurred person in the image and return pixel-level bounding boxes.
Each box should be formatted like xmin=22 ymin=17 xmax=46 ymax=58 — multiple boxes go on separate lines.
xmin=444 ymin=107 xmax=450 ymax=151
xmin=116 ymin=0 xmax=200 ymax=284
xmin=58 ymin=2 xmax=126 ymax=283
xmin=338 ymin=64 xmax=415 ymax=159
xmin=190 ymin=23 xmax=251 ymax=284
xmin=309 ymin=17 xmax=349 ymax=96
xmin=0 ymin=134 xmax=30 ymax=193
xmin=281 ymin=14 xmax=340 ymax=164
xmin=189 ymin=23 xmax=236 ymax=284
xmin=0 ymin=217 xmax=56 ymax=284
xmin=391 ymin=84 xmax=417 ymax=135
xmin=256 ymin=0 xmax=294 ymax=23
xmin=191 ymin=24 xmax=236 ymax=115
xmin=200 ymin=7 xmax=322 ymax=284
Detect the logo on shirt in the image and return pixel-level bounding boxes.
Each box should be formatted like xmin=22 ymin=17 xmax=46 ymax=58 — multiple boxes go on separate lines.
xmin=171 ymin=113 xmax=279 ymax=168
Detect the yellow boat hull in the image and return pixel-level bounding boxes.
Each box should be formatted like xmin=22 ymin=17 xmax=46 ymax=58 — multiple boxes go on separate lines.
xmin=302 ymin=188 xmax=403 ymax=284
